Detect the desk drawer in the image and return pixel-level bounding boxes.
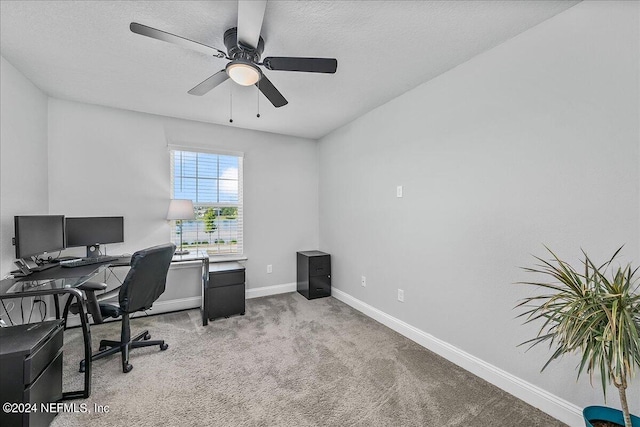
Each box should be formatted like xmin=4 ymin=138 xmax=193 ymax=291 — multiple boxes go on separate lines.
xmin=207 ymin=283 xmax=245 ymax=319
xmin=309 ymin=256 xmax=331 ymax=277
xmin=309 ymin=275 xmax=331 ymax=299
xmin=24 ymin=350 xmax=63 ymax=427
xmin=209 ymin=270 xmax=245 ymax=288
xmin=24 ymin=325 xmax=63 ymax=386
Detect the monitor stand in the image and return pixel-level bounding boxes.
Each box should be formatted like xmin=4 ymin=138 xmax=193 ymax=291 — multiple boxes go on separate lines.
xmin=85 ymin=244 xmax=100 ymax=258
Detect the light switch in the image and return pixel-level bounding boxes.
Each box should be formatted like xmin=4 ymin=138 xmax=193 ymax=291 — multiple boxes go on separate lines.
xmin=396 ymin=186 xmax=403 ymax=198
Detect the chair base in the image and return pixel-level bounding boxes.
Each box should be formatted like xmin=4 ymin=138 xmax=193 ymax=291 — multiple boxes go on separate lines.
xmin=80 ymin=328 xmax=168 ymax=373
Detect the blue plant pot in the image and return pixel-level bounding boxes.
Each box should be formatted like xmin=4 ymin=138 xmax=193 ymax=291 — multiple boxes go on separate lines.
xmin=583 ymin=406 xmax=640 ymax=427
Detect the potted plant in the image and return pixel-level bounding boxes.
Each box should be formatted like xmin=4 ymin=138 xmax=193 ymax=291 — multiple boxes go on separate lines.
xmin=516 ymin=247 xmax=640 ymax=427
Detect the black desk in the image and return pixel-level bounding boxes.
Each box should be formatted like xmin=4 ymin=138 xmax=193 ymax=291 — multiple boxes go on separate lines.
xmin=0 ymin=257 xmax=131 ymax=400
xmin=0 ymin=252 xmax=211 ymax=399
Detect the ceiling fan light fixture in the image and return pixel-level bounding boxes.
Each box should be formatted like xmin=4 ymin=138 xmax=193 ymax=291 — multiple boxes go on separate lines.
xmin=226 ymin=61 xmax=262 ymax=86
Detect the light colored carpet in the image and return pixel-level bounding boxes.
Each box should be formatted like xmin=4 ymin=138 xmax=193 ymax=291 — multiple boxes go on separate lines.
xmin=52 ymin=292 xmax=566 ymax=426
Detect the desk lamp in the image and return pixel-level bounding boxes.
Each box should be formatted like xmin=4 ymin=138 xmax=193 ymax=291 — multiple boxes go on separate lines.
xmin=167 ymin=199 xmax=195 ymax=255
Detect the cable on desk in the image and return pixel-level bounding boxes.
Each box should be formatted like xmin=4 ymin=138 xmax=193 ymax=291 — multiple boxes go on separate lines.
xmin=38 ymin=299 xmax=46 ymax=321
xmin=28 ymin=298 xmax=47 ymax=323
xmin=104 ymin=267 xmax=126 ymax=288
xmin=1 ymin=299 xmax=15 ymax=325
xmin=45 ymin=251 xmax=62 ymax=263
xmin=28 ymin=298 xmax=37 ymax=323
xmin=28 ymin=300 xmax=35 ymax=323
xmin=98 ymin=246 xmax=114 ymax=257
xmin=2 ymin=300 xmax=15 ymax=315
xmin=18 ymin=297 xmax=45 ymax=323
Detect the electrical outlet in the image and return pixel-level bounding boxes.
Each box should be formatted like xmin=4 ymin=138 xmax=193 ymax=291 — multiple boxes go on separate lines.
xmin=267 ymin=264 xmax=272 ymax=274
xmin=397 ymin=289 xmax=404 ymax=302
xmin=396 ymin=185 xmax=403 ymax=198
xmin=361 ymin=276 xmax=366 ymax=287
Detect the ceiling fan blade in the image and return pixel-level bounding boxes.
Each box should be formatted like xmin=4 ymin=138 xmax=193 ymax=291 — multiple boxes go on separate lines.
xmin=263 ymin=57 xmax=337 ymax=74
xmin=188 ymin=70 xmax=229 ymax=96
xmin=237 ymin=0 xmax=267 ymax=49
xmin=130 ymin=22 xmax=227 ymax=58
xmin=256 ymin=74 xmax=287 ymax=108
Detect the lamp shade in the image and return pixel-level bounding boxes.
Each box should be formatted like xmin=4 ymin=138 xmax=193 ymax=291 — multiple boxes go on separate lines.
xmin=166 ymin=199 xmax=195 ymax=220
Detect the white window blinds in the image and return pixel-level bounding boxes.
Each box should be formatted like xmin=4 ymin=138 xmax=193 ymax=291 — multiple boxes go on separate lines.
xmin=170 ymin=149 xmax=243 ymax=255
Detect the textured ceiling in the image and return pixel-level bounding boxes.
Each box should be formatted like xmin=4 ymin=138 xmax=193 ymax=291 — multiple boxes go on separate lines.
xmin=0 ymin=1 xmax=579 ymax=140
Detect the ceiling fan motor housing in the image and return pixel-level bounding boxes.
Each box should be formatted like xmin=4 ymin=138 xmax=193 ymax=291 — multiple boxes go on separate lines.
xmin=224 ymin=27 xmax=264 ymax=63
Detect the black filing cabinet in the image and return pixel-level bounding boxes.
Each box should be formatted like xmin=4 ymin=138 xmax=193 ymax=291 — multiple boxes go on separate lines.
xmin=206 ymin=262 xmax=245 ymax=323
xmin=0 ymin=320 xmax=64 ymax=427
xmin=297 ymin=251 xmax=331 ymax=300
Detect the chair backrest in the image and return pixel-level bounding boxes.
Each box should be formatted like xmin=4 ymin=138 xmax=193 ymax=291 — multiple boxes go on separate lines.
xmin=118 ymin=243 xmax=176 ymax=313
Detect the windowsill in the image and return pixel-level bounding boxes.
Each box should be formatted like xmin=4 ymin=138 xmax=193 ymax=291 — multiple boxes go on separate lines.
xmin=170 ymin=253 xmax=247 ymax=270
xmin=208 ymin=255 xmax=247 ymax=263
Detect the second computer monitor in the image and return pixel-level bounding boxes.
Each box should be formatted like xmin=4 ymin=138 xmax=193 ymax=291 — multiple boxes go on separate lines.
xmin=14 ymin=215 xmax=65 ymax=260
xmin=65 ymin=216 xmax=124 ymax=258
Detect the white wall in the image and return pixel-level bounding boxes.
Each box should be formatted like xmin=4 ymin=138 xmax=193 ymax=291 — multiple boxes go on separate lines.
xmin=0 ymin=56 xmax=49 ymax=275
xmin=47 ymin=98 xmax=319 ymax=291
xmin=3 ymin=1 xmax=639 ymax=422
xmin=318 ymin=0 xmax=639 ymax=423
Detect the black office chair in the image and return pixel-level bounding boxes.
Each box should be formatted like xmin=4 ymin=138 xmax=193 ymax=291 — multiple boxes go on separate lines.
xmin=79 ymin=243 xmax=176 ymax=373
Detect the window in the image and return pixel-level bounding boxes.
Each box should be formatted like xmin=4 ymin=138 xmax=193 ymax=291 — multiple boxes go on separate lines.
xmin=170 ymin=148 xmax=243 ymax=255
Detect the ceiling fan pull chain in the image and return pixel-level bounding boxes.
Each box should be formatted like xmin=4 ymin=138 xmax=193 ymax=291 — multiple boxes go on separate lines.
xmin=257 ymin=81 xmax=261 ymax=118
xmin=229 ymin=85 xmax=233 ymax=123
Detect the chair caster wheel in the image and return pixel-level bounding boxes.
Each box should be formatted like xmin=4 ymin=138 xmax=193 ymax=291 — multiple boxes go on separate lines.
xmin=123 ymin=364 xmax=133 ymax=373
xmin=241 ymin=312 xmax=245 ymax=315
xmin=143 ymin=333 xmax=151 ymax=340
xmin=79 ymin=360 xmax=86 ymax=373
xmin=160 ymin=343 xmax=169 ymax=351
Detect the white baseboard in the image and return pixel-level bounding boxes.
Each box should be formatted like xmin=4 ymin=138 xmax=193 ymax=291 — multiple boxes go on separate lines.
xmin=246 ymin=282 xmax=296 ymax=299
xmin=152 ymin=296 xmax=201 ymax=312
xmin=331 ymin=288 xmax=583 ymax=427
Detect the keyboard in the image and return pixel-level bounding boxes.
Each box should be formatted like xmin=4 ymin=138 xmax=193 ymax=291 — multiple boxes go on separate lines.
xmin=60 ymin=256 xmax=118 ymax=268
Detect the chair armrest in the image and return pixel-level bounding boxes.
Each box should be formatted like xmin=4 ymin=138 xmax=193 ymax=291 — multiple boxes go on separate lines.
xmin=75 ymin=281 xmax=108 ymax=324
xmin=78 ymin=282 xmax=108 ymax=292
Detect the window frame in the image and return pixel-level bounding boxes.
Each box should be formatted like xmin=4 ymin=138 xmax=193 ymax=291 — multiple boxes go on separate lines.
xmin=169 ymin=146 xmax=244 ymax=256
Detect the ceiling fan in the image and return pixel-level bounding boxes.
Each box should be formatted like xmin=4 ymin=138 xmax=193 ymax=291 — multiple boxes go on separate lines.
xmin=130 ymin=0 xmax=338 ymax=108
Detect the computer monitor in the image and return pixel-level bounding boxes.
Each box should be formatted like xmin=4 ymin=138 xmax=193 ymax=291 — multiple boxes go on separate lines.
xmin=65 ymin=216 xmax=124 ymax=258
xmin=14 ymin=215 xmax=66 ymax=259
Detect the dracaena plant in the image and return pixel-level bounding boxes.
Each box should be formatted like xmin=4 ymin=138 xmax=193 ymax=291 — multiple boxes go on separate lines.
xmin=516 ymin=247 xmax=640 ymax=427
